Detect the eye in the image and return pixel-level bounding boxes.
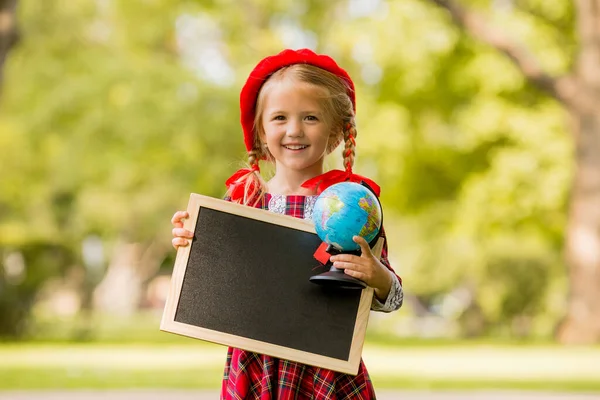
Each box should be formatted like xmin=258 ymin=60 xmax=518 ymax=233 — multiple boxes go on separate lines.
xmin=273 ymin=115 xmax=286 ymax=121
xmin=305 ymin=115 xmax=318 ymax=121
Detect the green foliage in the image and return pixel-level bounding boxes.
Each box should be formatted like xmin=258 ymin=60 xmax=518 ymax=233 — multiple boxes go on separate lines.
xmin=0 ymin=243 xmax=73 ymax=336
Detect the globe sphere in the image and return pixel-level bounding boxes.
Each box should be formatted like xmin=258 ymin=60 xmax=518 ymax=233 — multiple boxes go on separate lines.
xmin=312 ymin=182 xmax=382 ymax=252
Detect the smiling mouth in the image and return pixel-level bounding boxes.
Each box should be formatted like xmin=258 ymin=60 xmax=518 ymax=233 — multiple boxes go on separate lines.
xmin=283 ymin=145 xmax=309 ymax=150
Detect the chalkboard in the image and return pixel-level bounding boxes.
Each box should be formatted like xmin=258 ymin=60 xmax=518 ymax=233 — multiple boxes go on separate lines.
xmin=160 ymin=194 xmax=380 ymax=375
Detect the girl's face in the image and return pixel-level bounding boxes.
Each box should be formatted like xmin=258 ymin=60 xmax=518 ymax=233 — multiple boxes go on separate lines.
xmin=260 ymin=79 xmax=333 ymax=177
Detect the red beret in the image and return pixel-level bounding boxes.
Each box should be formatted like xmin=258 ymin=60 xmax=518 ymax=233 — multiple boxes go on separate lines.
xmin=239 ymin=48 xmax=356 ymax=153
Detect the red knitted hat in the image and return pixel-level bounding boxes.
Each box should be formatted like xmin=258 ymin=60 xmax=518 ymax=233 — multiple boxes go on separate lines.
xmin=239 ymin=48 xmax=356 ymax=153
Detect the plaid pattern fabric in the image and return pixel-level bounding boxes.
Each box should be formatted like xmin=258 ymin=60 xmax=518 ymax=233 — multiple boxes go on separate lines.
xmin=265 ymin=194 xmax=308 ymax=219
xmin=222 ymin=349 xmax=376 ymax=399
xmin=221 ymin=194 xmax=400 ymax=399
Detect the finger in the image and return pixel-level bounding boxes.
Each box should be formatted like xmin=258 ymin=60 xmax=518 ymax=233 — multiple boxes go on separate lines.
xmin=330 ymin=253 xmax=361 ymax=263
xmin=172 ymin=237 xmax=190 ymax=249
xmin=332 ymin=261 xmax=359 ymax=271
xmin=343 ymin=268 xmax=367 ymax=282
xmin=334 ymin=261 xmax=373 ymax=280
xmin=172 ymin=227 xmax=194 ymax=238
xmin=171 ymin=211 xmax=189 ymax=226
xmin=353 ymin=236 xmax=373 ymax=257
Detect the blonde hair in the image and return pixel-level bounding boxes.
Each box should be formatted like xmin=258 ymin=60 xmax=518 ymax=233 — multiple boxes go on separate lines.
xmin=228 ymin=64 xmax=358 ymax=206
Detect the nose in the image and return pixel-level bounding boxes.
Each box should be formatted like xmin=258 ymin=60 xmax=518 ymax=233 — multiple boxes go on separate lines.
xmin=286 ymin=118 xmax=304 ymax=137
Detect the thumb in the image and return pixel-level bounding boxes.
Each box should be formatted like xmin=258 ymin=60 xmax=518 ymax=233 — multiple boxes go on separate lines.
xmin=353 ymin=236 xmax=373 ymax=257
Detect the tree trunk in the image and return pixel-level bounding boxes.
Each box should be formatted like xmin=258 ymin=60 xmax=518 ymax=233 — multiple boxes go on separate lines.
xmin=556 ymin=0 xmax=600 ymax=344
xmin=93 ymin=242 xmax=144 ymax=316
xmin=0 ymin=0 xmax=19 ymax=83
xmin=93 ymin=239 xmax=169 ymax=315
xmin=559 ymin=107 xmax=600 ymax=343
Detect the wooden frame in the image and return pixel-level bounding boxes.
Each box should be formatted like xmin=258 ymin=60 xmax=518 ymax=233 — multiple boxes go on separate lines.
xmin=161 ymin=193 xmax=381 ymax=375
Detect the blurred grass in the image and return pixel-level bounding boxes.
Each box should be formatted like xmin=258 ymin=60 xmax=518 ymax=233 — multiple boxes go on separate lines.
xmin=16 ymin=312 xmax=561 ymax=346
xmin=0 ymin=312 xmax=599 ymax=392
xmin=0 ymin=366 xmax=223 ymax=390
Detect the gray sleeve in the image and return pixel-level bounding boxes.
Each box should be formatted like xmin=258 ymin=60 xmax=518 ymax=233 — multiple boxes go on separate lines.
xmin=370 ymin=272 xmax=403 ymax=312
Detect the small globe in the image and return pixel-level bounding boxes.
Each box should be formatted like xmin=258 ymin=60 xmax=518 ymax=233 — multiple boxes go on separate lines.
xmin=312 ymin=182 xmax=382 ymax=252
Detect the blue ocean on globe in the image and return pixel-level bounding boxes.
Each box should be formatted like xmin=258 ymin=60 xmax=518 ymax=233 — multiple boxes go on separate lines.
xmin=312 ymin=182 xmax=382 ymax=251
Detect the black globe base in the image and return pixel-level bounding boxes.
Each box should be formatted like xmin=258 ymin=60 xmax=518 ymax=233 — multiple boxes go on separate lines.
xmin=309 ymin=265 xmax=367 ymax=290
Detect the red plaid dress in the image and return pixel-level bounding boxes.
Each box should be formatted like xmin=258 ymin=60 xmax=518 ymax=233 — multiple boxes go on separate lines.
xmin=221 ymin=194 xmax=400 ymax=400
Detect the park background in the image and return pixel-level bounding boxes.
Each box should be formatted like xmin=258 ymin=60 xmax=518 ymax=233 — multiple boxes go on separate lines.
xmin=1 ymin=0 xmax=599 ymax=397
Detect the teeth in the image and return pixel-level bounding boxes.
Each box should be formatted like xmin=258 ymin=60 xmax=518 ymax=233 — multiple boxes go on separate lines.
xmin=284 ymin=145 xmax=308 ymax=150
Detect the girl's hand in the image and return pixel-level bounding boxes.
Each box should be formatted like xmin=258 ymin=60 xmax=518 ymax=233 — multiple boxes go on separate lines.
xmin=171 ymin=211 xmax=194 ymax=249
xmin=329 ymin=236 xmax=393 ymax=302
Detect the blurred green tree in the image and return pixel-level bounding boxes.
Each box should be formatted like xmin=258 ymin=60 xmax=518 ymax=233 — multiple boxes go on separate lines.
xmin=422 ymin=0 xmax=599 ymax=344
xmin=0 ymin=0 xmax=19 ymax=84
xmin=0 ymin=242 xmax=73 ymax=336
xmin=0 ymin=0 xmax=240 ymax=335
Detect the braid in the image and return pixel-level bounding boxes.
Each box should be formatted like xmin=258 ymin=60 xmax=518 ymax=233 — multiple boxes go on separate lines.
xmin=342 ymin=121 xmax=357 ymax=172
xmin=248 ymin=148 xmax=260 ymax=169
xmin=243 ymin=148 xmax=267 ymax=206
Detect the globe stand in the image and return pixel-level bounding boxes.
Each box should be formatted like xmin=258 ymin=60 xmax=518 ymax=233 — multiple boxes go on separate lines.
xmin=309 ymin=245 xmax=367 ymax=290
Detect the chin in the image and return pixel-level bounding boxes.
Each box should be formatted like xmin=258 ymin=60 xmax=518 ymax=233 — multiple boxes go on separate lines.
xmin=279 ymin=161 xmax=314 ymax=172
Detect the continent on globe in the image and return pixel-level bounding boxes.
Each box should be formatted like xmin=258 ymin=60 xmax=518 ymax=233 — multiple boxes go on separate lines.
xmin=358 ymin=197 xmax=380 ymax=237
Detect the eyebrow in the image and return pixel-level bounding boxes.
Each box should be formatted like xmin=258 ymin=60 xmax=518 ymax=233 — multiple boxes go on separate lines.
xmin=265 ymin=110 xmax=323 ymax=115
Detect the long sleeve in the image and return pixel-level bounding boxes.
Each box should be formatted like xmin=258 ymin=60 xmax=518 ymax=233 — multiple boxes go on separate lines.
xmin=371 ymin=271 xmax=403 ymax=312
xmin=370 ymin=227 xmax=403 ymax=312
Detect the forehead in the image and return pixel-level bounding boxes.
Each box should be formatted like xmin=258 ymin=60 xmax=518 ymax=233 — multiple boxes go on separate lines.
xmin=261 ymin=78 xmax=329 ymax=108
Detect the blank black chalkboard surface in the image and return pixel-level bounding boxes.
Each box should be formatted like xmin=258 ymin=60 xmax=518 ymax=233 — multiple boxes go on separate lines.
xmin=160 ymin=193 xmax=382 ymax=375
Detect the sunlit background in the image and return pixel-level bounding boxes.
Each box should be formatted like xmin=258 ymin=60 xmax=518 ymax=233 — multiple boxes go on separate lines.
xmin=1 ymin=0 xmax=599 ymax=396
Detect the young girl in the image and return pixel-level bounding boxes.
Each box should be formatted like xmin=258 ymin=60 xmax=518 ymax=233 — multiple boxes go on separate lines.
xmin=171 ymin=48 xmax=403 ymax=399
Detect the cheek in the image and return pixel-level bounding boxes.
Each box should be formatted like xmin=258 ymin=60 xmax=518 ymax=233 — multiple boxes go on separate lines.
xmin=263 ymin=129 xmax=278 ymax=145
xmin=261 ymin=124 xmax=275 ymax=142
